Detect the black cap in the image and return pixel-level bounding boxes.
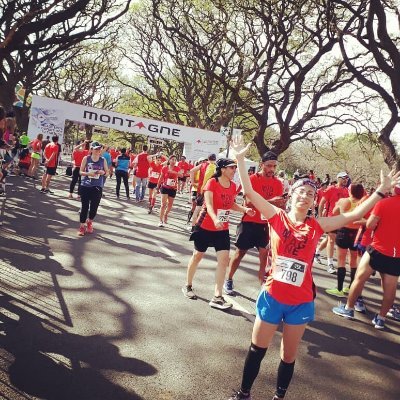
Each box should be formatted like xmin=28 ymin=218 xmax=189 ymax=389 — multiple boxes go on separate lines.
xmin=262 ymin=151 xmax=278 ymax=162
xmin=216 ymin=158 xmax=237 ymax=169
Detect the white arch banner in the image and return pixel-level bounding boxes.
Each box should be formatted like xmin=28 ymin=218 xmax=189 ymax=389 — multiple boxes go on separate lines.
xmin=27 ymin=95 xmax=223 ymax=158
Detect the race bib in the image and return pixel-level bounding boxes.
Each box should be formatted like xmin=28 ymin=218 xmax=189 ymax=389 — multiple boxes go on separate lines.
xmin=150 ymin=171 xmax=160 ymax=179
xmin=217 ymin=209 xmax=230 ymax=222
xmin=166 ymin=178 xmax=176 ymax=186
xmin=272 ymin=256 xmax=307 ymax=287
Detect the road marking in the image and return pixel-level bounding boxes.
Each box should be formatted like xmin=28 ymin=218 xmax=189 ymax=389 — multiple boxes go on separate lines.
xmin=152 ymin=240 xmax=176 ymax=258
xmin=228 ymin=297 xmax=255 ymax=316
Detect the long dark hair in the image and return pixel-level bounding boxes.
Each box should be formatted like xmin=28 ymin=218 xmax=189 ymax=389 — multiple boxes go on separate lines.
xmin=212 ymin=166 xmax=222 ymax=179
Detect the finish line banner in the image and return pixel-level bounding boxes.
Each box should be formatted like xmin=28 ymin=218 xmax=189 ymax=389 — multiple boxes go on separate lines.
xmin=27 ymin=96 xmax=222 ymax=151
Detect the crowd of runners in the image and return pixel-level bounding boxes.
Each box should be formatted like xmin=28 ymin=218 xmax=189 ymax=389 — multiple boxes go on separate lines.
xmin=2 ymin=105 xmax=400 ymax=399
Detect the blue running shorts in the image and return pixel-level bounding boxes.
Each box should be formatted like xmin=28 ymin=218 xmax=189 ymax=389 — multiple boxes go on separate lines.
xmin=256 ymin=290 xmax=315 ymax=325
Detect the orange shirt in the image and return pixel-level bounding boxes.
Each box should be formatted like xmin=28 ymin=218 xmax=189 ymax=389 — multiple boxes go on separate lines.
xmin=148 ymin=162 xmax=162 ymax=184
xmin=242 ymin=174 xmax=283 ymax=224
xmin=44 ymin=142 xmax=59 ymax=167
xmin=160 ymin=165 xmax=180 ymax=189
xmin=265 ymin=209 xmax=324 ymax=305
xmin=371 ymin=196 xmax=400 ymax=257
xmin=322 ymin=186 xmax=349 ymax=216
xmin=199 ymin=178 xmax=237 ymax=231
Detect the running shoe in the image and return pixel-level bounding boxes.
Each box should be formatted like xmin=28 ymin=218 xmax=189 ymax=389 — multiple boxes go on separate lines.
xmin=387 ymin=306 xmax=400 ymax=321
xmin=182 ymin=285 xmax=197 ymax=299
xmin=228 ymin=390 xmax=251 ymax=400
xmin=147 ymin=206 xmax=153 ymax=214
xmin=372 ymin=314 xmax=385 ymax=330
xmin=354 ymin=297 xmax=366 ymax=313
xmin=325 ymin=288 xmax=346 ymax=298
xmin=40 ymin=188 xmax=46 ymax=193
xmin=77 ymin=226 xmax=86 ymax=236
xmin=314 ymin=253 xmax=322 ymax=264
xmin=209 ymin=296 xmax=232 ymax=310
xmin=343 ymin=286 xmax=350 ymax=294
xmin=332 ymin=303 xmax=354 ymax=319
xmin=86 ymin=220 xmax=94 ymax=234
xmin=327 ymin=264 xmax=336 ymax=274
xmin=223 ymin=279 xmax=234 ymax=295
xmin=158 ymin=221 xmax=164 ymax=227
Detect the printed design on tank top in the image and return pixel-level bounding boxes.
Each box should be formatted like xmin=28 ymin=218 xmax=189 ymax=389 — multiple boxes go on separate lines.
xmin=271 ymin=223 xmax=311 ymax=287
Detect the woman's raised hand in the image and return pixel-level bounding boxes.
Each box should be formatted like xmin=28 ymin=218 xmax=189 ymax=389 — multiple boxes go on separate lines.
xmin=378 ymin=169 xmax=400 ymax=193
xmin=230 ymin=136 xmax=251 ymax=160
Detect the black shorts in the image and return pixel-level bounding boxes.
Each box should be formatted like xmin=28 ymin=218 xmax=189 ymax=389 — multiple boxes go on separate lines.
xmin=367 ymin=246 xmax=400 ymax=276
xmin=160 ymin=186 xmax=177 ymax=198
xmin=335 ymin=227 xmax=358 ymax=251
xmin=112 ymin=162 xmax=116 ymax=167
xmin=190 ymin=227 xmax=230 ymax=253
xmin=178 ymin=176 xmax=187 ymax=182
xmin=46 ymin=167 xmax=57 ymax=176
xmin=148 ymin=182 xmax=157 ymax=189
xmin=191 ymin=190 xmax=198 ymax=201
xmin=235 ymin=221 xmax=269 ymax=250
xmin=196 ymin=193 xmax=204 ymax=207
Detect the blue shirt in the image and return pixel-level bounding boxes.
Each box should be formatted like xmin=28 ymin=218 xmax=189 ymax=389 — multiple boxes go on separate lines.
xmin=103 ymin=151 xmax=112 ymax=167
xmin=116 ymin=154 xmax=130 ymax=172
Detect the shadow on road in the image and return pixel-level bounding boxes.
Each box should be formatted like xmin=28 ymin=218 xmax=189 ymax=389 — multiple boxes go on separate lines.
xmin=0 ymin=296 xmax=157 ymax=400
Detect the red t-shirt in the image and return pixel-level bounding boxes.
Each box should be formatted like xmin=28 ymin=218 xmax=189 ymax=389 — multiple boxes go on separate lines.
xmin=242 ymin=174 xmax=283 ymax=224
xmin=31 ymin=139 xmax=42 ymax=153
xmin=135 ymin=152 xmax=150 ymax=178
xmin=160 ymin=165 xmax=180 ymax=189
xmin=72 ymin=149 xmax=88 ymax=167
xmin=370 ymin=196 xmax=400 ymax=257
xmin=199 ymin=178 xmax=237 ymax=231
xmin=148 ymin=162 xmax=163 ymax=184
xmin=44 ymin=143 xmax=59 ymax=168
xmin=265 ymin=209 xmax=324 ymax=305
xmin=178 ymin=160 xmax=191 ymax=176
xmin=315 ymin=187 xmax=326 ymax=207
xmin=322 ymin=186 xmax=349 ymax=216
xmin=110 ymin=149 xmax=119 ymax=162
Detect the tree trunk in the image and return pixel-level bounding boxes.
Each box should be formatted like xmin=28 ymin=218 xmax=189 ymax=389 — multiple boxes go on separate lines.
xmin=378 ymin=134 xmax=400 ymax=171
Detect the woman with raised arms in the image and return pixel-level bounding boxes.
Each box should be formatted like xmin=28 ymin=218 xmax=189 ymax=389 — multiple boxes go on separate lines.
xmin=228 ymin=136 xmax=399 ymax=400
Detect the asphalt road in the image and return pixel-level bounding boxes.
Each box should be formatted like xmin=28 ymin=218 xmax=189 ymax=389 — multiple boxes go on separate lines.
xmin=0 ymin=172 xmax=399 ymax=400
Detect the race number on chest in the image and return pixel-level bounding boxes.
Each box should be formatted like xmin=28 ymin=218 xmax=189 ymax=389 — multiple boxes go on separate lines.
xmin=272 ymin=255 xmax=307 ymax=287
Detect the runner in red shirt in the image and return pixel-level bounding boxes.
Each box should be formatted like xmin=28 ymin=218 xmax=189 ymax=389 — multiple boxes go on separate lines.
xmin=147 ymin=155 xmax=163 ymax=214
xmin=27 ymin=133 xmax=43 ymax=179
xmin=228 ymin=136 xmax=399 ymax=400
xmin=134 ymin=145 xmax=155 ymax=202
xmin=40 ymin=135 xmax=60 ymax=194
xmin=318 ymin=172 xmax=350 ymax=274
xmin=109 ymin=147 xmax=119 ymax=178
xmin=69 ymin=140 xmax=89 ymax=198
xmin=156 ymin=155 xmax=182 ymax=226
xmin=224 ymin=151 xmax=285 ymax=295
xmin=334 ymin=183 xmax=400 ymax=329
xmin=177 ymin=155 xmax=190 ymax=193
xmin=182 ymin=158 xmax=255 ymax=310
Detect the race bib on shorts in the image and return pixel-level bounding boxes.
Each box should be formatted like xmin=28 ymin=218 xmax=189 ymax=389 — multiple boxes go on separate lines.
xmin=217 ymin=209 xmax=230 ymax=222
xmin=166 ymin=178 xmax=176 ymax=186
xmin=272 ymin=256 xmax=307 ymax=287
xmin=150 ymin=171 xmax=160 ymax=179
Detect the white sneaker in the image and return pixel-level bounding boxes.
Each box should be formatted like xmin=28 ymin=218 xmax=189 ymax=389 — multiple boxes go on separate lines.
xmin=327 ymin=264 xmax=336 ymax=274
xmin=158 ymin=221 xmax=164 ymax=227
